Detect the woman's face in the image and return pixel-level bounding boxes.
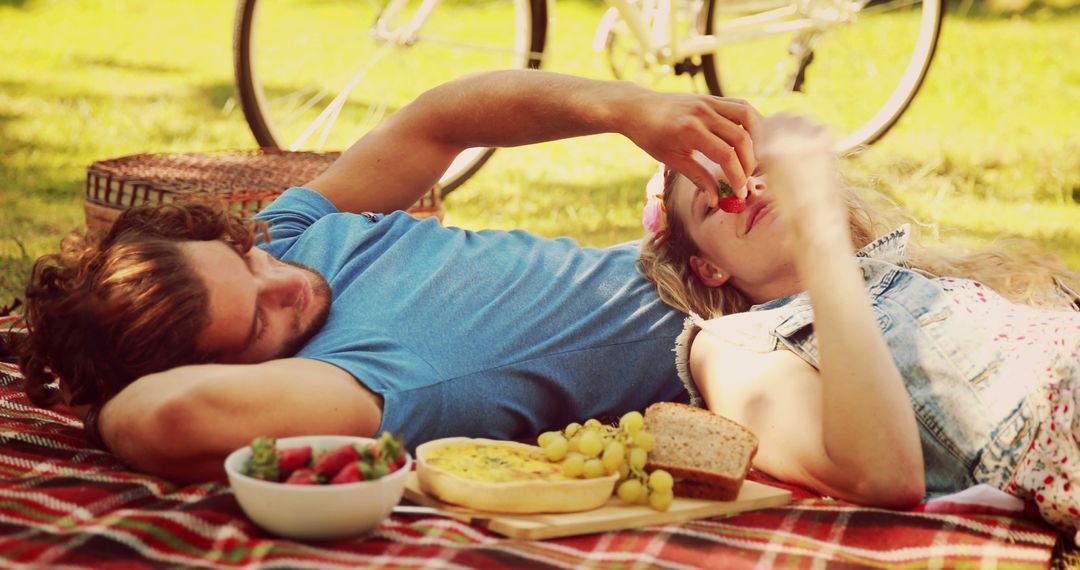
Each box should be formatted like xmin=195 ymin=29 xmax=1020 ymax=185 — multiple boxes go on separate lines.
xmin=669 ymin=161 xmax=798 ymax=301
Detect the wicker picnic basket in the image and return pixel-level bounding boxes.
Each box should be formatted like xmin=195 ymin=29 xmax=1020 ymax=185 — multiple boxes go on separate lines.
xmin=84 ymin=149 xmax=442 ymax=231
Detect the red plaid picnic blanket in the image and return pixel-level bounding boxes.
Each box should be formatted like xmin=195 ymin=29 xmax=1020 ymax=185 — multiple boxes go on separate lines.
xmin=0 ymin=318 xmax=1064 ymax=568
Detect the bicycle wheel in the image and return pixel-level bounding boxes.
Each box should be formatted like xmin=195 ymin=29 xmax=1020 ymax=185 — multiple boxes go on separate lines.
xmin=700 ymin=0 xmax=943 ymax=153
xmin=235 ymin=0 xmax=548 ymax=198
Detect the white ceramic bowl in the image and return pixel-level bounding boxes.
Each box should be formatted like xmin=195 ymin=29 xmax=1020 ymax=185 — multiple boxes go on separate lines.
xmin=224 ymin=435 xmax=412 ymax=541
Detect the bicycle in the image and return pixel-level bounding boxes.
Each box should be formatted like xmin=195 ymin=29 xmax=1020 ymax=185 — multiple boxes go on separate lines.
xmin=234 ymin=0 xmax=942 ymax=199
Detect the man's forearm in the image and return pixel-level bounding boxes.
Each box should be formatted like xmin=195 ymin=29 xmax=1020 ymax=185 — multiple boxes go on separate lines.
xmin=308 ymin=69 xmax=758 ymax=214
xmin=397 ymin=69 xmax=761 ymax=199
xmin=99 ymin=359 xmax=381 ymax=482
xmin=402 ymin=70 xmax=645 ymax=150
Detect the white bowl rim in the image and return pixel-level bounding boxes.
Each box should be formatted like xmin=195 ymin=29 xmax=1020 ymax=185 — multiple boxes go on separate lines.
xmin=225 ymin=435 xmax=412 ymax=491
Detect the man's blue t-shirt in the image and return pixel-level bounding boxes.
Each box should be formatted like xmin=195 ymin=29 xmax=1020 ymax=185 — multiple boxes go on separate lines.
xmin=255 ymin=188 xmax=687 ymax=449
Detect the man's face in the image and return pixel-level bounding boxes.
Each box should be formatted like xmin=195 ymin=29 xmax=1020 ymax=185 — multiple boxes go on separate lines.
xmin=180 ymin=240 xmax=331 ymax=364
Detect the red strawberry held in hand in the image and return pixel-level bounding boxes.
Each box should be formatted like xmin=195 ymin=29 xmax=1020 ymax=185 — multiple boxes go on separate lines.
xmin=717 ymin=181 xmax=745 ymax=214
xmin=719 ymin=195 xmax=745 ymax=214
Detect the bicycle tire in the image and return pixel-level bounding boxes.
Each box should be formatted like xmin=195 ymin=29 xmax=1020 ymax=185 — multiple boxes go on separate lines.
xmin=234 ymin=0 xmax=548 ymax=199
xmin=700 ymin=0 xmax=943 ymax=154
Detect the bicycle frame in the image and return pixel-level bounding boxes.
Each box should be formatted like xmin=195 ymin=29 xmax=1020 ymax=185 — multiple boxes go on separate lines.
xmin=374 ymin=0 xmax=443 ymax=45
xmin=372 ymin=0 xmax=541 ymax=63
xmin=372 ymin=0 xmax=862 ymax=69
xmin=234 ymin=0 xmax=941 ymax=196
xmin=597 ymin=0 xmax=862 ymax=67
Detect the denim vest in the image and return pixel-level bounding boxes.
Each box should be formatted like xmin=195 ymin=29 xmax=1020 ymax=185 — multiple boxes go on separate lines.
xmin=682 ymin=226 xmax=1042 ymax=496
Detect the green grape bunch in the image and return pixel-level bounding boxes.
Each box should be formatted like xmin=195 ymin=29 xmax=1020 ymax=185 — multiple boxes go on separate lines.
xmin=536 ymin=411 xmax=675 ymax=512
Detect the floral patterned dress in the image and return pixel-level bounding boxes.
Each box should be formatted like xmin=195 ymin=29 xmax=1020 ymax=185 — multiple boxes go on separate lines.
xmin=939 ymin=278 xmax=1080 ymax=537
xmin=676 ymin=225 xmax=1080 ymax=537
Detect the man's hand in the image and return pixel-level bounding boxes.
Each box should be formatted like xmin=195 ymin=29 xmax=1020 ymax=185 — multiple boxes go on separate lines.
xmin=620 ymin=92 xmax=762 ymax=203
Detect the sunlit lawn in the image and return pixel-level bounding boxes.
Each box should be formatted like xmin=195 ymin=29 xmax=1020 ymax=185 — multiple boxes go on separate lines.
xmin=1 ymin=0 xmax=1078 ymax=306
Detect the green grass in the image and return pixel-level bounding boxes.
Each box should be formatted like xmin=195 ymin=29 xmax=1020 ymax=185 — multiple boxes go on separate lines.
xmin=1 ymin=0 xmax=1077 ymax=561
xmin=1 ymin=0 xmax=1079 ymax=309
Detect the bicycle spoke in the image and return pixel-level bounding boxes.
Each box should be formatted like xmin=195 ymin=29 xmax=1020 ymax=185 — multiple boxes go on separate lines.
xmin=412 ymin=34 xmax=539 ymax=60
xmin=316 ymin=99 xmax=346 ymax=149
xmin=351 ymin=53 xmax=406 ymax=136
xmin=237 ymin=0 xmax=544 ymax=194
xmin=354 ymin=100 xmax=389 ymax=140
xmin=277 ymin=89 xmax=330 ymax=133
xmin=858 ymin=0 xmax=924 ymax=16
xmin=290 ymin=40 xmax=398 ymax=150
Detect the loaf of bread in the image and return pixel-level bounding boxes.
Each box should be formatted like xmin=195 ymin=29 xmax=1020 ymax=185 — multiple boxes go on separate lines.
xmin=643 ymin=402 xmax=759 ymax=501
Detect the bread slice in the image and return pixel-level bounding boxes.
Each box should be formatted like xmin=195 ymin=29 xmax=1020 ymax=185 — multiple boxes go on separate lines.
xmin=644 ymin=402 xmax=758 ymax=501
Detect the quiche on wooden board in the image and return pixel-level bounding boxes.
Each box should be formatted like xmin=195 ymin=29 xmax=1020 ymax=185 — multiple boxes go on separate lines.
xmin=416 ymin=437 xmax=619 ymax=513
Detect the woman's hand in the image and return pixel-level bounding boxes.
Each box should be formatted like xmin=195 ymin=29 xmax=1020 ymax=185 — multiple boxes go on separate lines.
xmin=619 ymin=91 xmax=762 ymax=201
xmin=756 ymin=114 xmax=847 ymax=250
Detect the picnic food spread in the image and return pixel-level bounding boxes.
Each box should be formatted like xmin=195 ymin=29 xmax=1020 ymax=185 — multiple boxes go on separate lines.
xmin=235 ymin=407 xmax=758 ymax=516
xmin=241 ymin=431 xmax=407 ymax=485
xmin=417 ymin=438 xmax=618 ymax=513
xmin=644 ymin=402 xmax=759 ymax=501
xmin=424 ymin=442 xmax=568 ymax=482
xmin=417 ymin=411 xmax=697 ymax=513
xmin=535 ymin=411 xmax=678 ymax=511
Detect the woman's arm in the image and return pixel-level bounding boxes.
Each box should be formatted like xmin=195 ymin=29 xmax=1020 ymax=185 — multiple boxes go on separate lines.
xmin=713 ymin=115 xmax=924 ymax=507
xmin=762 ymin=115 xmax=924 ymax=506
xmin=98 ymin=358 xmax=381 ymax=482
xmin=692 ymin=329 xmax=923 ymax=508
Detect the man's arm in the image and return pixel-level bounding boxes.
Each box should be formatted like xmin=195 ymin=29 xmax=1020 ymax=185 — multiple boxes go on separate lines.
xmin=98 ymin=358 xmax=381 ymax=482
xmin=306 ymin=70 xmax=762 ymax=214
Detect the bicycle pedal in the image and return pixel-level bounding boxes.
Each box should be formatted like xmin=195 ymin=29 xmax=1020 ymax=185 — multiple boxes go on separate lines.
xmin=673 ymin=58 xmax=702 ymax=76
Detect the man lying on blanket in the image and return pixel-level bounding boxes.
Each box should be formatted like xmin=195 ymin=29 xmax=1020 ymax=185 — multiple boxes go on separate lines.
xmin=18 ymin=70 xmax=761 ymax=482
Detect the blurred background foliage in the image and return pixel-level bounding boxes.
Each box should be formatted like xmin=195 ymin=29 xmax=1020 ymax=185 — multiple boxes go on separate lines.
xmin=0 ymin=0 xmax=1078 ymax=307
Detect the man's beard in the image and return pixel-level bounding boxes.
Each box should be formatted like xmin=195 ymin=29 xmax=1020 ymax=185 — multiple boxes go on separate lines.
xmin=278 ymin=259 xmax=333 ymax=359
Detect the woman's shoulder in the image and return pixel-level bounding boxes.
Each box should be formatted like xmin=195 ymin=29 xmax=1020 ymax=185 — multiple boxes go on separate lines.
xmin=690 ymin=307 xmax=798 ymax=351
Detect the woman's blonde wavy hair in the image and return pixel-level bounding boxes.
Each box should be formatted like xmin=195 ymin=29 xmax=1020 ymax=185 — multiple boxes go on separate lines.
xmin=19 ymin=201 xmax=268 ymax=410
xmin=638 ymin=171 xmax=1080 ymax=319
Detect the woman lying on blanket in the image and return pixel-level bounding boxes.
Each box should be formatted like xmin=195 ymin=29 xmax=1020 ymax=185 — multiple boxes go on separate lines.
xmin=637 ymin=114 xmax=1080 ymax=537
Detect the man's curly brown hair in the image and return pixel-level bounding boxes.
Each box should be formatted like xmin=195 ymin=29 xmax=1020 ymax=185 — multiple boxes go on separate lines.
xmin=20 ymin=201 xmax=267 ymax=410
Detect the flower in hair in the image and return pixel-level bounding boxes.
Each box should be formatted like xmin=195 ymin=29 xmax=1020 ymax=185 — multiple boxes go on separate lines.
xmin=642 ymin=164 xmax=667 ymax=239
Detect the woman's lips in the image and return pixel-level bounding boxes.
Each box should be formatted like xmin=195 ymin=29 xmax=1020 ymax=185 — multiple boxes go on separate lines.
xmin=745 ymin=202 xmax=773 ymax=233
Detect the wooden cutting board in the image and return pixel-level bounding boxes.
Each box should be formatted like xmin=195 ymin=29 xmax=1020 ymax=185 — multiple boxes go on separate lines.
xmin=402 ymin=472 xmax=791 ymax=540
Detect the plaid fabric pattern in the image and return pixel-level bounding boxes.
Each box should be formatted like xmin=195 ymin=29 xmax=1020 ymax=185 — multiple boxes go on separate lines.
xmin=0 ymin=316 xmax=1061 ymax=568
